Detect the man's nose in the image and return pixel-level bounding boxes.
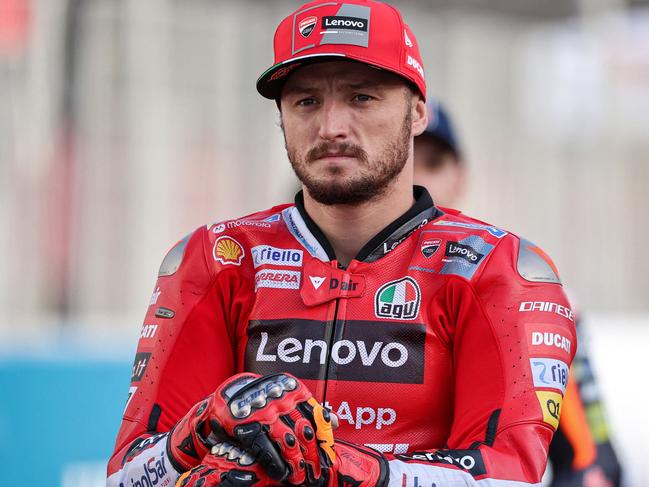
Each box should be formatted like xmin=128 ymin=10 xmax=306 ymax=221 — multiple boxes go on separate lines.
xmin=317 ymin=101 xmax=350 ymax=141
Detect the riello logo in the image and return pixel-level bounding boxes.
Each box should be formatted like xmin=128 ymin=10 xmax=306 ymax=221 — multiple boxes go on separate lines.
xmin=374 ymin=277 xmax=421 ymax=320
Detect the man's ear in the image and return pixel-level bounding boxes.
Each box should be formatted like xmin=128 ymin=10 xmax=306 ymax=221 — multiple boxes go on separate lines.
xmin=411 ymin=97 xmax=428 ymax=137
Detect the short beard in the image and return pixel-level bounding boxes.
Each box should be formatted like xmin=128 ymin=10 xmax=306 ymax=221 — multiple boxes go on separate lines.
xmin=284 ymin=109 xmax=412 ymax=206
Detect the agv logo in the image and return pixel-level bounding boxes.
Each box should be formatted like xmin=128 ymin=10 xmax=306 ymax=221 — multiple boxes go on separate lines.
xmin=374 ymin=277 xmax=421 ymax=320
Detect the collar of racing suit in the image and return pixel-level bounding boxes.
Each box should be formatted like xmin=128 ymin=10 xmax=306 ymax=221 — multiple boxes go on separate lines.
xmin=294 ymin=185 xmax=443 ymax=265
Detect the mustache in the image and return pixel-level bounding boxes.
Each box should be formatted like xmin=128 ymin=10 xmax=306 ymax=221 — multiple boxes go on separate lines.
xmin=306 ymin=142 xmax=368 ymax=163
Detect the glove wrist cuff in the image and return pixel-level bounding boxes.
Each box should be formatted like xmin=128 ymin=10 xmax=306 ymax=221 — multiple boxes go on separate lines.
xmin=168 ymin=400 xmax=212 ymax=471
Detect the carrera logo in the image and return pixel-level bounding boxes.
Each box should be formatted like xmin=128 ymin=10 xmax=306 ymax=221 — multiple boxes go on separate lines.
xmin=322 ymin=15 xmax=368 ymax=32
xmin=299 ymin=16 xmax=317 ymax=37
xmin=445 ymin=241 xmax=484 ymax=263
xmin=375 ymin=277 xmax=421 ymax=320
xmin=254 ymin=269 xmax=301 ymax=291
xmin=252 ymin=245 xmax=303 ymax=268
xmin=245 ymin=319 xmax=425 ymax=383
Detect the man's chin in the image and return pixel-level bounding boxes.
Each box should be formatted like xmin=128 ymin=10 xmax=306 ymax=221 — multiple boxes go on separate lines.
xmin=304 ymin=181 xmax=384 ymax=206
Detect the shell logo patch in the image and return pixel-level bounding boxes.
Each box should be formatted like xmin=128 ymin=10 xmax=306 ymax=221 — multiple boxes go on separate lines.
xmin=213 ymin=236 xmax=245 ymax=266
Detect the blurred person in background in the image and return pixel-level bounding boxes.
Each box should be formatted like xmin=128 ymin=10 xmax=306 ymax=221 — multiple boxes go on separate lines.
xmin=414 ymin=100 xmax=622 ymax=487
xmin=106 ymin=1 xmax=576 ymax=487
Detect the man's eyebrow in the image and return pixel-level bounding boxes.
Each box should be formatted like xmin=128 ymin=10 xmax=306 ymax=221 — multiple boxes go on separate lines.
xmin=344 ymin=81 xmax=381 ymax=90
xmin=283 ymin=80 xmax=385 ymax=95
xmin=282 ymin=84 xmax=316 ymax=95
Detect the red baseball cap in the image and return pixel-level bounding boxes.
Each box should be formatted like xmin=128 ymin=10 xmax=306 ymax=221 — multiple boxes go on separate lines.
xmin=256 ymin=0 xmax=426 ymax=100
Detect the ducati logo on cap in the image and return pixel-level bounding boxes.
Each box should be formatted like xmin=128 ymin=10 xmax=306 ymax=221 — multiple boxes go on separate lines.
xmin=298 ymin=16 xmax=317 ymax=38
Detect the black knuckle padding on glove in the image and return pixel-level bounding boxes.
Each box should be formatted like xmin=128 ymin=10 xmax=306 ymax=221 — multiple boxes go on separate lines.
xmin=232 ymin=422 xmax=289 ymax=482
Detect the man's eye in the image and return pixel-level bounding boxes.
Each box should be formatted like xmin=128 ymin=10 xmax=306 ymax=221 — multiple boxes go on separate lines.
xmin=297 ymin=98 xmax=317 ymax=107
xmin=353 ymin=94 xmax=374 ymax=102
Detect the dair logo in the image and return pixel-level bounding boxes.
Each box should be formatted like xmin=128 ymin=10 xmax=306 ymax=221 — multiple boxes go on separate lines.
xmin=374 ymin=277 xmax=421 ymax=320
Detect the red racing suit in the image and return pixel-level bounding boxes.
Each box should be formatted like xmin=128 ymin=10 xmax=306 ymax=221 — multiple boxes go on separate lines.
xmin=107 ymin=186 xmax=576 ymax=487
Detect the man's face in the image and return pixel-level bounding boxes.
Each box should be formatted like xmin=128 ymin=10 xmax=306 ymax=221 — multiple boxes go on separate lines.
xmin=280 ymin=61 xmax=425 ymax=206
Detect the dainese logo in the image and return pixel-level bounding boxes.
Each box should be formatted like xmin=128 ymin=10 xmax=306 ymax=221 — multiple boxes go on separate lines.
xmin=213 ymin=236 xmax=245 ymax=265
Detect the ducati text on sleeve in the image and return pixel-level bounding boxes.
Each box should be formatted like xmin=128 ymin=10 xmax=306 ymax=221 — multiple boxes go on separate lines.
xmin=140 ymin=324 xmax=158 ymax=339
xmin=245 ymin=319 xmax=425 ymax=383
xmin=531 ymin=332 xmax=571 ymax=353
xmin=526 ymin=323 xmax=573 ymax=362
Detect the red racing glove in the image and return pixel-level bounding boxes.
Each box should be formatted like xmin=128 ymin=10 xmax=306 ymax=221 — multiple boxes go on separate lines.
xmin=324 ymin=441 xmax=389 ymax=487
xmin=175 ymin=442 xmax=279 ymax=487
xmin=168 ymin=372 xmax=335 ymax=484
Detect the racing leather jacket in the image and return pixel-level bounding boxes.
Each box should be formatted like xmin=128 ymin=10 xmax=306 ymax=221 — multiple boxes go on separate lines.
xmin=107 ymin=186 xmax=576 ymax=487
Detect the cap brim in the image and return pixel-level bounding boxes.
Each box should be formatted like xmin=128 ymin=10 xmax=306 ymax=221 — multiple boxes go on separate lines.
xmin=256 ymin=53 xmax=348 ymax=99
xmin=257 ymin=53 xmax=425 ymax=101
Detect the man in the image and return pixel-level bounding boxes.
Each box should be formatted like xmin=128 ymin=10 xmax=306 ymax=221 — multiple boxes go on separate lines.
xmin=413 ymin=100 xmax=467 ymax=208
xmin=106 ymin=2 xmax=576 ymax=486
xmin=413 ymin=102 xmax=622 ymax=487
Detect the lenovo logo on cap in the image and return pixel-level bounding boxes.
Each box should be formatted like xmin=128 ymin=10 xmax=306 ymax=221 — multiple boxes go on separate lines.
xmin=292 ymin=3 xmax=371 ymax=56
xmin=322 ymin=15 xmax=368 ymax=32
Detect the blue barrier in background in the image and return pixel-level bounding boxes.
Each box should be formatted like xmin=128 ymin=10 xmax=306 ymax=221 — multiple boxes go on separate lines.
xmin=0 ymin=350 xmax=132 ymax=486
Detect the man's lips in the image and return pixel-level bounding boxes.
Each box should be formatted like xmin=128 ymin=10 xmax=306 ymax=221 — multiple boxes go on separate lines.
xmin=312 ymin=154 xmax=357 ymax=162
